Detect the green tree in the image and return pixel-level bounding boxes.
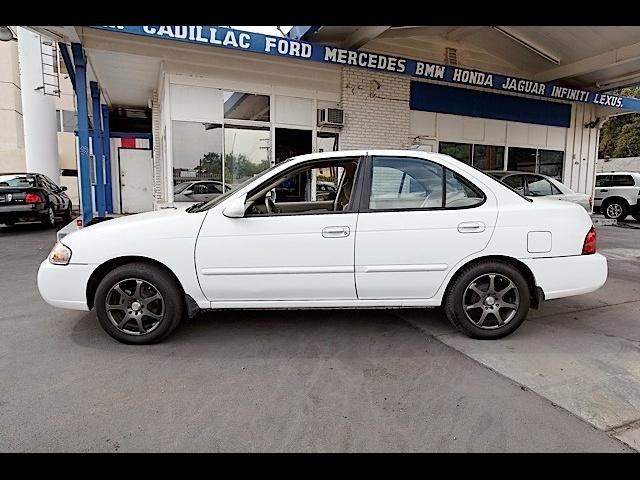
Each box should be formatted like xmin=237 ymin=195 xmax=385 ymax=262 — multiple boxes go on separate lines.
xmin=599 ymin=86 xmax=640 ymax=158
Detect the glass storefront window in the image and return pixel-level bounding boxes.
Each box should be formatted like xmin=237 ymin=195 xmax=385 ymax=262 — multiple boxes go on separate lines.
xmin=439 ymin=142 xmax=472 ymax=164
xmin=223 ymin=91 xmax=270 ymax=122
xmin=172 ymin=121 xmax=223 ymax=189
xmin=507 ymin=147 xmax=537 ymax=173
xmin=538 ymin=150 xmax=564 ymax=180
xmin=224 ymin=125 xmax=271 ymax=187
xmin=473 ymin=145 xmax=505 ymax=170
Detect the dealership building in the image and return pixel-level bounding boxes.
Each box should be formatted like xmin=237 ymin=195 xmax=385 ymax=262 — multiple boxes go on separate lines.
xmin=19 ymin=26 xmax=640 ymax=223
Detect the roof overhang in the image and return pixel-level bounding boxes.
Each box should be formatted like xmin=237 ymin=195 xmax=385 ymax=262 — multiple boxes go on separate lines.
xmin=34 ymin=25 xmax=640 ymax=113
xmin=291 ymin=25 xmax=640 ymax=93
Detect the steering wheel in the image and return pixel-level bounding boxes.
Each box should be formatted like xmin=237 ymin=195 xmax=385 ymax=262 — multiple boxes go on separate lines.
xmin=265 ymin=196 xmax=281 ymax=214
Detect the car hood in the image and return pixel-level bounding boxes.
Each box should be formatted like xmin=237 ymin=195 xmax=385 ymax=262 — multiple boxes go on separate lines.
xmin=60 ymin=206 xmax=207 ymax=264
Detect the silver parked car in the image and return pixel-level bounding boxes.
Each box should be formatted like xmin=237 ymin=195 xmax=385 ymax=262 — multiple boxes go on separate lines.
xmin=174 ymin=180 xmax=231 ymax=203
xmin=594 ymin=172 xmax=640 ymax=221
xmin=486 ymin=171 xmax=591 ymax=211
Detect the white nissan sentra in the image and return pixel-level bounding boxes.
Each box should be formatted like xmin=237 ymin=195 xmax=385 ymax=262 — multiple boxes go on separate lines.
xmin=38 ymin=150 xmax=607 ymax=344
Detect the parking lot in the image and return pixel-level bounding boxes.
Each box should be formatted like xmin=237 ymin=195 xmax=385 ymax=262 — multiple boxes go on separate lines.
xmin=0 ymin=221 xmax=638 ymax=452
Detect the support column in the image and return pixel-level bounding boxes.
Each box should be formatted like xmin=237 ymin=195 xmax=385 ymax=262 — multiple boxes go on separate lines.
xmin=16 ymin=27 xmax=59 ymax=182
xmin=71 ymin=43 xmax=93 ymax=225
xmin=101 ymin=104 xmax=113 ymax=213
xmin=90 ymin=82 xmax=106 ymax=217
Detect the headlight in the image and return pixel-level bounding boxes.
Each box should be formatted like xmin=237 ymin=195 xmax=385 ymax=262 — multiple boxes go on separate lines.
xmin=49 ymin=242 xmax=72 ymax=265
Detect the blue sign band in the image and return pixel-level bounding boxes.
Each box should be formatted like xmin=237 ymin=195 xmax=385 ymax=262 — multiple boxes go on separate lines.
xmin=90 ymin=26 xmax=640 ymax=112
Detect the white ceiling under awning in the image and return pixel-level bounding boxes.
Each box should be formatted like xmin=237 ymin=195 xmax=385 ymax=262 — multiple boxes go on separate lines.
xmin=85 ymin=49 xmax=161 ymax=107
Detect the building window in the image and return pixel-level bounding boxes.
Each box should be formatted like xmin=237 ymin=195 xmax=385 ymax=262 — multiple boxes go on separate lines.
xmin=473 ymin=145 xmax=505 ymax=170
xmin=508 ymin=147 xmax=564 ymax=180
xmin=172 ymin=121 xmax=223 ymax=189
xmin=508 ymin=147 xmax=537 ymax=173
xmin=223 ymin=91 xmax=270 ymax=122
xmin=56 ymin=109 xmax=62 ymax=132
xmin=224 ymin=125 xmax=271 ymax=187
xmin=439 ymin=142 xmax=472 ymax=164
xmin=439 ymin=142 xmax=504 ymax=170
xmin=538 ymin=150 xmax=564 ymax=180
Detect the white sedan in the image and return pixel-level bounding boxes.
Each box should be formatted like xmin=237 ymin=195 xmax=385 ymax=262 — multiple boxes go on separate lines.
xmin=38 ymin=150 xmax=607 ymax=344
xmin=486 ymin=170 xmax=592 ymax=211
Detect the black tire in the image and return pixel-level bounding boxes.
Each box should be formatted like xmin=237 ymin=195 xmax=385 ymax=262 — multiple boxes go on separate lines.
xmin=94 ymin=262 xmax=184 ymax=344
xmin=63 ymin=205 xmax=73 ymax=223
xmin=444 ymin=260 xmax=530 ymax=340
xmin=602 ymin=199 xmax=628 ymax=220
xmin=41 ymin=206 xmax=56 ymax=228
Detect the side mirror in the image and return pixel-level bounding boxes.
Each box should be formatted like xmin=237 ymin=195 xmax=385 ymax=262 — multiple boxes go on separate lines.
xmin=222 ymin=193 xmax=247 ymax=218
xmin=59 ymin=186 xmax=68 ymax=192
xmin=183 ymin=189 xmax=193 ymax=196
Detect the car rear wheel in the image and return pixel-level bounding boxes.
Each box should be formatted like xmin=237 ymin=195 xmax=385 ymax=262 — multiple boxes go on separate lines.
xmin=94 ymin=262 xmax=184 ymax=344
xmin=63 ymin=205 xmax=72 ymax=223
xmin=444 ymin=260 xmax=530 ymax=339
xmin=41 ymin=207 xmax=56 ymax=228
xmin=603 ymin=199 xmax=628 ymax=220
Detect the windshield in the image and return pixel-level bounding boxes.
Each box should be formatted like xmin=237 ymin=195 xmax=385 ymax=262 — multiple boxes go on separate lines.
xmin=187 ymin=163 xmax=281 ymax=213
xmin=174 ymin=182 xmax=193 ymax=194
xmin=0 ymin=174 xmax=36 ymax=188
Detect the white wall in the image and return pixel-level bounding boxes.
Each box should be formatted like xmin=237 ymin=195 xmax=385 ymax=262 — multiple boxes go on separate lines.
xmin=597 ymin=157 xmax=640 ymax=173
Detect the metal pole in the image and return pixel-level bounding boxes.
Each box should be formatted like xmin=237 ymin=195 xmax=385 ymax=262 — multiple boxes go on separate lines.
xmin=71 ymin=43 xmax=93 ymax=225
xmin=90 ymin=81 xmax=105 ymax=217
xmin=101 ymin=104 xmax=113 ymax=213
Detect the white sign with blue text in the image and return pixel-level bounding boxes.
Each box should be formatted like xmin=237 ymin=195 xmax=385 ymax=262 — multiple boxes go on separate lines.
xmin=92 ymin=26 xmax=640 ymax=112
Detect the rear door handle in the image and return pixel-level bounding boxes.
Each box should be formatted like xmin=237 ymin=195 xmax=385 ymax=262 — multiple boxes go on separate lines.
xmin=458 ymin=221 xmax=486 ymax=233
xmin=600 ymin=189 xmax=608 ymax=192
xmin=322 ymin=226 xmax=350 ymax=238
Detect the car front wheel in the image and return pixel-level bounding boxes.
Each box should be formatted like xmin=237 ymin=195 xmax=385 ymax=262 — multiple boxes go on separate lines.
xmin=444 ymin=260 xmax=530 ymax=339
xmin=94 ymin=262 xmax=184 ymax=344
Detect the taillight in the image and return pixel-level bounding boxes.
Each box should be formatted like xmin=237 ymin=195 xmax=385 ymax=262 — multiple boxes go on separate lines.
xmin=582 ymin=226 xmax=597 ymax=255
xmin=24 ymin=192 xmax=44 ymax=204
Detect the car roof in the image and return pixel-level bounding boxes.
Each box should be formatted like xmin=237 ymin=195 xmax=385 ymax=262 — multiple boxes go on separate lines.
xmin=597 ymin=171 xmax=640 ymax=175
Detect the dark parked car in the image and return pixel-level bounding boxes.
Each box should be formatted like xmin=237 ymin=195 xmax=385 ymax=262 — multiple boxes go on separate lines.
xmin=0 ymin=173 xmax=73 ymax=228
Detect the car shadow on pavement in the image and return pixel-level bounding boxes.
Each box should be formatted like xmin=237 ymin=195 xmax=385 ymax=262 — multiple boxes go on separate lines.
xmin=69 ymin=307 xmax=454 ymax=360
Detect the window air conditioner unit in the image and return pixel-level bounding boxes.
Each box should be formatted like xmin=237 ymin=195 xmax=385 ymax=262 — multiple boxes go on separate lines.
xmin=317 ymin=108 xmax=344 ymax=128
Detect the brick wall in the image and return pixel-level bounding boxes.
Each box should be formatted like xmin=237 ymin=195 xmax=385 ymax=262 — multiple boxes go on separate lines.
xmin=339 ymin=67 xmax=410 ymax=150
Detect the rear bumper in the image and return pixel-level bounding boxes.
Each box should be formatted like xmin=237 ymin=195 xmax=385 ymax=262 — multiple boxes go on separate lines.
xmin=37 ymin=260 xmax=94 ymax=310
xmin=0 ymin=204 xmax=47 ymax=223
xmin=521 ymin=253 xmax=608 ymax=300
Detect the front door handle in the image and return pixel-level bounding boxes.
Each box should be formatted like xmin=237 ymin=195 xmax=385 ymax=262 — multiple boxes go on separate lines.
xmin=600 ymin=189 xmax=608 ymax=192
xmin=458 ymin=221 xmax=486 ymax=233
xmin=322 ymin=226 xmax=350 ymax=238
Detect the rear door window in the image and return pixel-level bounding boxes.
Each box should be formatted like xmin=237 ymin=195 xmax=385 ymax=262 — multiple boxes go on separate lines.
xmin=502 ymin=175 xmax=525 ymax=195
xmin=612 ymin=175 xmax=635 ymax=186
xmin=524 ymin=175 xmax=553 ymax=196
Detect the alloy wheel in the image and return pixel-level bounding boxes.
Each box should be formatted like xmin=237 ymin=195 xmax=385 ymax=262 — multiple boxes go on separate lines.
xmin=105 ymin=278 xmax=165 ymax=335
xmin=462 ymin=273 xmax=520 ymax=329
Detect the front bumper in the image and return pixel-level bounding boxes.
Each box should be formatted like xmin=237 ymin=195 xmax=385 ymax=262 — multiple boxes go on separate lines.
xmin=37 ymin=260 xmax=95 ymax=310
xmin=521 ymin=253 xmax=608 ymax=300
